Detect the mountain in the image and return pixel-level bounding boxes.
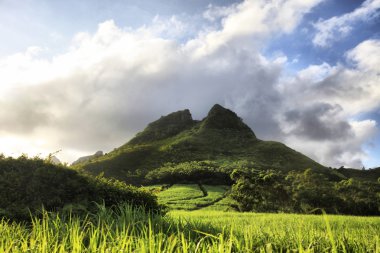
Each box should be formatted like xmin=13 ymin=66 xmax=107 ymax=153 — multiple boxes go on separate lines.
xmin=129 ymin=109 xmax=196 ymax=145
xmin=50 ymin=155 xmax=62 ymax=165
xmin=73 ymin=104 xmax=326 ymax=184
xmin=72 ymin=151 xmax=104 ymax=165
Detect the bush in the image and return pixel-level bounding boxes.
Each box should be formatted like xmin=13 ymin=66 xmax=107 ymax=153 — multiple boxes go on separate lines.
xmin=0 ymin=155 xmax=161 ymax=220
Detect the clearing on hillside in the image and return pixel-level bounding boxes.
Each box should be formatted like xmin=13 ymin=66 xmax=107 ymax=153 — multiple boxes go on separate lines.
xmin=156 ymin=184 xmax=232 ymax=210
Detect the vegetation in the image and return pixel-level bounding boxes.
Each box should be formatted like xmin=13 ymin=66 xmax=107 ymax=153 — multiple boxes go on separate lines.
xmin=231 ymin=168 xmax=380 ymax=215
xmin=145 ymin=161 xmax=231 ymax=185
xmin=155 ymin=184 xmax=229 ymax=210
xmin=144 ymin=164 xmax=379 ymax=215
xmin=158 ymin=184 xmax=204 ymax=203
xmin=1 ymin=105 xmax=379 ymax=250
xmin=129 ymin=109 xmax=196 ymax=145
xmin=0 ymin=204 xmax=378 ymax=252
xmin=171 ymin=211 xmax=380 ymax=252
xmin=199 ymin=185 xmax=228 ymax=205
xmin=73 ymin=104 xmax=325 ymax=183
xmin=0 ymin=155 xmax=160 ymax=220
xmin=336 ymin=167 xmax=380 ymax=182
xmin=200 ymin=195 xmax=238 ymax=211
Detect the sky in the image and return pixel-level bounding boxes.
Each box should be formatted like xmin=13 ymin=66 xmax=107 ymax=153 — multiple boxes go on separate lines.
xmin=0 ymin=0 xmax=379 ymax=168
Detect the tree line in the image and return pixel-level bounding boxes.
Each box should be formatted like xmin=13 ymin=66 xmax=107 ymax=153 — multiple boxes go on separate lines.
xmin=230 ymin=168 xmax=379 ymax=215
xmin=145 ymin=161 xmax=379 ymax=215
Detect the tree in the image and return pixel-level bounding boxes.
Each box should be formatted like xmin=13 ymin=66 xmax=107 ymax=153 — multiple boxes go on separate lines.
xmin=230 ymin=169 xmax=290 ymax=212
xmin=286 ymin=169 xmax=340 ymax=213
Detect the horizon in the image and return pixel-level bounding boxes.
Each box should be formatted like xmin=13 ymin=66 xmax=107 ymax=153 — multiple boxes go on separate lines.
xmin=0 ymin=0 xmax=380 ymax=168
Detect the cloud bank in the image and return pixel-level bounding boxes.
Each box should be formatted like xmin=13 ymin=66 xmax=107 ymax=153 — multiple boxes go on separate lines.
xmin=313 ymin=0 xmax=380 ymax=47
xmin=0 ymin=0 xmax=379 ymax=168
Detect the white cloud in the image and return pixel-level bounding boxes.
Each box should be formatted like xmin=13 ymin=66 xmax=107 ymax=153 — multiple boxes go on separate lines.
xmin=186 ymin=0 xmax=325 ymax=58
xmin=203 ymin=4 xmax=237 ymax=22
xmin=313 ymin=0 xmax=380 ymax=47
xmin=346 ymin=39 xmax=380 ymax=70
xmin=296 ymin=62 xmax=336 ymax=82
xmin=0 ymin=0 xmax=378 ymax=168
xmin=278 ymin=39 xmax=380 ymax=167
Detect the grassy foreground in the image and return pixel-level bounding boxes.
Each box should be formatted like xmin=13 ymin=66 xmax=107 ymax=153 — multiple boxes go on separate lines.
xmin=0 ymin=204 xmax=379 ymax=252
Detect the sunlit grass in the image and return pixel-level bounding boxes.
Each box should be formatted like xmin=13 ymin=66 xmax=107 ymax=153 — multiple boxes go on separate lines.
xmin=200 ymin=196 xmax=238 ymax=211
xmin=157 ymin=184 xmax=204 ymax=210
xmin=156 ymin=184 xmax=231 ymax=210
xmin=171 ymin=210 xmax=380 ymax=251
xmin=0 ymin=204 xmax=379 ymax=252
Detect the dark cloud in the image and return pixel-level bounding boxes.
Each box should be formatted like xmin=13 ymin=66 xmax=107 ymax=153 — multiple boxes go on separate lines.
xmin=284 ymin=103 xmax=353 ymax=141
xmin=0 ymin=91 xmax=53 ymax=134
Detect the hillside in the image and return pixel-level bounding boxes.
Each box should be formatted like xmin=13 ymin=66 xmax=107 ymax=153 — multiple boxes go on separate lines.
xmin=336 ymin=167 xmax=380 ymax=182
xmin=73 ymin=104 xmax=326 ymax=184
xmin=72 ymin=151 xmax=104 ymax=165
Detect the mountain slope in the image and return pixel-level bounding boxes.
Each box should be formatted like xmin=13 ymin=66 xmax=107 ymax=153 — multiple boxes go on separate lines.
xmin=72 ymin=151 xmax=103 ymax=165
xmin=73 ymin=104 xmax=325 ymax=183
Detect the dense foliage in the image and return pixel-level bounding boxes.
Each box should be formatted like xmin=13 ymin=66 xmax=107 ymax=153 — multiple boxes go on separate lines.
xmin=231 ymin=168 xmax=380 ymax=215
xmin=145 ymin=161 xmax=231 ymax=184
xmin=230 ymin=169 xmax=289 ymax=212
xmin=0 ymin=155 xmax=160 ymax=220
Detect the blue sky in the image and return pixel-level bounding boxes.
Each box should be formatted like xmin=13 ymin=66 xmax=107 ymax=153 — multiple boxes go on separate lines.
xmin=267 ymin=0 xmax=380 ymax=66
xmin=0 ymin=0 xmax=379 ymax=168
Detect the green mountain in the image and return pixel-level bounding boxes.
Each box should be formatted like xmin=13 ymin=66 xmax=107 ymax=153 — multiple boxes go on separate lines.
xmin=73 ymin=104 xmax=327 ymax=184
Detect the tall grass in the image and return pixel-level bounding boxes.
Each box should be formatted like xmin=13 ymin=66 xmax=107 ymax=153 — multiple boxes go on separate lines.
xmin=171 ymin=210 xmax=380 ymax=252
xmin=0 ymin=204 xmax=379 ymax=252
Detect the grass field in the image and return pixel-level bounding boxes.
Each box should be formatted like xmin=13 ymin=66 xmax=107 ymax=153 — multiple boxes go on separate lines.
xmin=170 ymin=211 xmax=380 ymax=252
xmin=156 ymin=184 xmax=231 ymax=210
xmin=200 ymin=195 xmax=238 ymax=211
xmin=0 ymin=204 xmax=378 ymax=252
xmin=157 ymin=184 xmax=204 ymax=210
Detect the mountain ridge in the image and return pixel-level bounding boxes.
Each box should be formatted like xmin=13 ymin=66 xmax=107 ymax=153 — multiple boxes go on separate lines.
xmin=73 ymin=104 xmax=326 ymax=184
xmin=129 ymin=109 xmax=197 ymax=145
xmin=72 ymin=151 xmax=104 ymax=166
xmin=200 ymin=104 xmax=255 ymax=135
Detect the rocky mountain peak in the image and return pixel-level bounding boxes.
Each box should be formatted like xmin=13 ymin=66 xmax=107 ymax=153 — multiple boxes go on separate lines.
xmin=128 ymin=109 xmax=196 ymax=144
xmin=201 ymin=104 xmax=255 ymax=136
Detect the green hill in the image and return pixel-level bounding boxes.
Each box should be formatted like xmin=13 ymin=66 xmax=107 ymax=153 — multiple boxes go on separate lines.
xmin=73 ymin=104 xmax=326 ymax=184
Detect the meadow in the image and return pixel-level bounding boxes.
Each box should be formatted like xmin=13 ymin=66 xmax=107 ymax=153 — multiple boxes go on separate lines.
xmin=155 ymin=184 xmax=231 ymax=211
xmin=0 ymin=204 xmax=378 ymax=252
xmin=1 ymin=159 xmax=378 ymax=253
xmin=1 ymin=185 xmax=379 ymax=252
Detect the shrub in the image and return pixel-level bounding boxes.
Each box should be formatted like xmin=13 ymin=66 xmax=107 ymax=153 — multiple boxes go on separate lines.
xmin=0 ymin=155 xmax=160 ymax=220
